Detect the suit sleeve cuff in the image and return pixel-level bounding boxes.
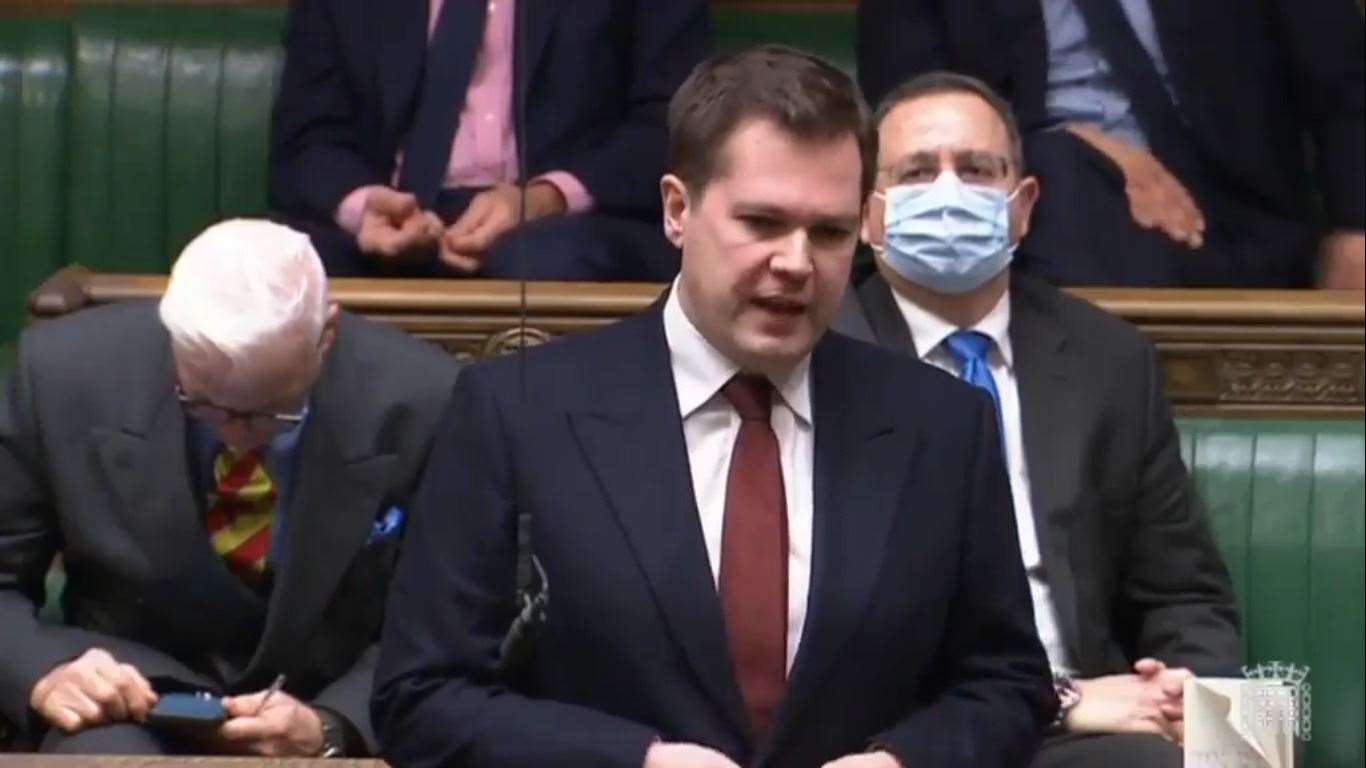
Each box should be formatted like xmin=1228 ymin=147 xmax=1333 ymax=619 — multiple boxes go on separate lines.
xmin=334 ymin=185 xmax=385 ymax=236
xmin=534 ymin=171 xmax=595 ymax=215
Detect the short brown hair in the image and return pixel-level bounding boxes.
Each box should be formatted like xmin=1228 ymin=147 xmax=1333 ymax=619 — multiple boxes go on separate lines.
xmin=667 ymin=45 xmax=875 ymax=197
xmin=874 ymin=71 xmax=1025 ymax=175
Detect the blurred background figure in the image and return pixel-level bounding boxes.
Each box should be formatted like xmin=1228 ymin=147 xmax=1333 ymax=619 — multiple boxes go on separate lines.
xmin=269 ymin=0 xmax=709 ymax=281
xmin=858 ymin=0 xmax=1365 ymax=288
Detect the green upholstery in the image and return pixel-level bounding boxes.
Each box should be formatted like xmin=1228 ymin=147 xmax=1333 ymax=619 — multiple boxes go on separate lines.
xmin=711 ymin=6 xmax=857 ymax=75
xmin=67 ymin=5 xmax=286 ymax=273
xmin=1180 ymin=418 xmax=1365 ymax=768
xmin=0 ymin=2 xmax=860 ymax=351
xmin=0 ymin=18 xmax=69 ymax=351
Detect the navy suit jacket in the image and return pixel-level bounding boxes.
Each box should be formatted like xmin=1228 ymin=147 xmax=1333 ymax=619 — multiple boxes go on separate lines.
xmin=268 ymin=0 xmax=709 ymax=225
xmin=372 ymin=303 xmax=1056 ymax=768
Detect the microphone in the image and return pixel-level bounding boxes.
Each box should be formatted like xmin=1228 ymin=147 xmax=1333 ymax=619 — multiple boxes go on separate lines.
xmin=498 ymin=0 xmax=546 ymax=682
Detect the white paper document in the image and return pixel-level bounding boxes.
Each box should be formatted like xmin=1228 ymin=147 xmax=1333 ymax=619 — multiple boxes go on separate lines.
xmin=1184 ymin=678 xmax=1298 ymax=768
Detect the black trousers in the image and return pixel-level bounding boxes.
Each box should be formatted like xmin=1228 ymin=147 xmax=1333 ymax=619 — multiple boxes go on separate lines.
xmin=1019 ymin=130 xmax=1315 ymax=288
xmin=1033 ymin=732 xmax=1182 ymax=768
xmin=40 ymin=723 xmax=182 ymax=754
xmin=291 ymin=188 xmax=680 ymax=282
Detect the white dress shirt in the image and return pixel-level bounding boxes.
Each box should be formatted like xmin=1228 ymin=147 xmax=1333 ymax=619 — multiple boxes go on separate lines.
xmin=662 ymin=284 xmax=813 ymax=673
xmin=890 ymin=288 xmax=1075 ymax=672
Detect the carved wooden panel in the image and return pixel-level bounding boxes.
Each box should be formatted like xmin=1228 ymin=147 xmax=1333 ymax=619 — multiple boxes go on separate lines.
xmin=27 ymin=267 xmax=1366 ymax=417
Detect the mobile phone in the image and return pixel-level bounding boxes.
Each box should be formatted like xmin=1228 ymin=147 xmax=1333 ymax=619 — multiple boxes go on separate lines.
xmin=146 ymin=691 xmax=226 ymax=734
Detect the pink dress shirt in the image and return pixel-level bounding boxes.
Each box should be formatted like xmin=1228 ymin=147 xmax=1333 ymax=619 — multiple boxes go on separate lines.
xmin=336 ymin=0 xmax=593 ymax=233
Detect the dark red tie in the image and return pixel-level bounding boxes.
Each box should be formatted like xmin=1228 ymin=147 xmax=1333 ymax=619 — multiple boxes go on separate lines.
xmin=718 ymin=374 xmax=789 ymax=740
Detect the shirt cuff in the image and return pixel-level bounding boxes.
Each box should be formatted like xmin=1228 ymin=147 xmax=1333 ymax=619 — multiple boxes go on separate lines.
xmin=333 ymin=185 xmax=385 ymax=236
xmin=534 ymin=171 xmax=594 ymax=215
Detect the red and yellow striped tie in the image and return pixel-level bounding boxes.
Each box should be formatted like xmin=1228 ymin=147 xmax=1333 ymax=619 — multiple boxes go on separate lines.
xmin=205 ymin=448 xmax=276 ymax=584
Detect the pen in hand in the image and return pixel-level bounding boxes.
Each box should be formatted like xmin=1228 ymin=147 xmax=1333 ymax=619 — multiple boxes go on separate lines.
xmin=255 ymin=674 xmax=287 ymax=716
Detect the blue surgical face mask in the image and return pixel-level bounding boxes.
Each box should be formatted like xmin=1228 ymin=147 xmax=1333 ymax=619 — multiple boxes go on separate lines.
xmin=875 ymin=173 xmax=1019 ymax=295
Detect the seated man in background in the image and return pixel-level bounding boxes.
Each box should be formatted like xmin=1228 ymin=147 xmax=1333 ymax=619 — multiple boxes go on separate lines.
xmin=833 ymin=72 xmax=1242 ymax=767
xmin=269 ymin=0 xmax=709 ymax=281
xmin=0 ymin=219 xmax=460 ymax=756
xmin=373 ymin=46 xmax=1054 ymax=768
xmin=857 ymin=0 xmax=1365 ymax=288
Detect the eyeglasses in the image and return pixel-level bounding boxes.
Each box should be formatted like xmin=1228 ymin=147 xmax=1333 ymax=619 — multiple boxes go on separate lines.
xmin=881 ymin=150 xmax=1013 ymax=187
xmin=175 ymin=386 xmax=309 ymax=428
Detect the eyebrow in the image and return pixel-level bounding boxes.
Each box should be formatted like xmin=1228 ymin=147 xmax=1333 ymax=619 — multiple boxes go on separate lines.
xmin=881 ymin=148 xmax=1007 ymax=173
xmin=731 ymin=202 xmax=862 ymax=230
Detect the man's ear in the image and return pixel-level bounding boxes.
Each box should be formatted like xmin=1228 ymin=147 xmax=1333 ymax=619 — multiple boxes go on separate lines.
xmin=318 ymin=303 xmax=341 ymax=357
xmin=862 ymin=192 xmax=879 ymax=247
xmin=1011 ymin=175 xmax=1041 ymax=244
xmin=660 ymin=174 xmax=691 ymax=249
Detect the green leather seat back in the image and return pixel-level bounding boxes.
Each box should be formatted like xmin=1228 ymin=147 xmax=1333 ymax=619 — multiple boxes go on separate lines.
xmin=711 ymin=6 xmax=857 ymax=76
xmin=1179 ymin=418 xmax=1365 ymax=767
xmin=0 ymin=18 xmax=69 ymax=349
xmin=67 ymin=5 xmax=286 ymax=273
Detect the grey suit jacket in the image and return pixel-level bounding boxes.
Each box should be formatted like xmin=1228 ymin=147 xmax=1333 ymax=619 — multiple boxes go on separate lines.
xmin=832 ymin=269 xmax=1242 ymax=677
xmin=0 ymin=302 xmax=460 ymax=752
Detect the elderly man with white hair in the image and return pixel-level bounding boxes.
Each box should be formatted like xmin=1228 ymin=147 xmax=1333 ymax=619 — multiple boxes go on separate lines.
xmin=0 ymin=219 xmax=460 ymax=756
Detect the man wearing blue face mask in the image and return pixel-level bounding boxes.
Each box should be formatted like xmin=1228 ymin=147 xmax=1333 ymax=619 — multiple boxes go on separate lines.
xmin=833 ymin=72 xmax=1241 ymax=768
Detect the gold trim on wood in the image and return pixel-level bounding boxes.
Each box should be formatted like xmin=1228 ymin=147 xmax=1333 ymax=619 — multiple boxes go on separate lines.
xmin=28 ymin=266 xmax=1366 ymax=417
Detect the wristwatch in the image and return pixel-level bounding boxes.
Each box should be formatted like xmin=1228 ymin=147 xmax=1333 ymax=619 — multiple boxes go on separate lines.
xmin=1052 ymin=671 xmax=1082 ymax=728
xmin=315 ymin=708 xmax=347 ymax=758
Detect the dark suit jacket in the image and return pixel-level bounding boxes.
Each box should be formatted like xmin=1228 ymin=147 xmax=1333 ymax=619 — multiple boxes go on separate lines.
xmin=372 ymin=302 xmax=1056 ymax=768
xmin=857 ymin=0 xmax=1365 ymax=236
xmin=268 ymin=0 xmax=709 ymax=225
xmin=832 ymin=270 xmax=1242 ymax=678
xmin=0 ymin=302 xmax=460 ymax=752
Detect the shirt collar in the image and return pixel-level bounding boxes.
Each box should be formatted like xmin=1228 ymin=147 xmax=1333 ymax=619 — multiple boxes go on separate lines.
xmin=890 ymin=286 xmax=1015 ymax=370
xmin=662 ymin=280 xmax=812 ymax=424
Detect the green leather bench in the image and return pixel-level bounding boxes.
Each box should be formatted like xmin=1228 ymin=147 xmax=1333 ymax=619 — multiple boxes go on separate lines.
xmin=0 ymin=18 xmax=69 ymax=355
xmin=0 ymin=2 xmax=859 ymax=351
xmin=1182 ymin=418 xmax=1365 ymax=767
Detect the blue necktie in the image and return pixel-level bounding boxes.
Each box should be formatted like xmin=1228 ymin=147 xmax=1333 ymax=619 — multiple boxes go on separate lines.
xmin=397 ymin=0 xmax=489 ymax=208
xmin=943 ymin=330 xmax=1007 ymax=451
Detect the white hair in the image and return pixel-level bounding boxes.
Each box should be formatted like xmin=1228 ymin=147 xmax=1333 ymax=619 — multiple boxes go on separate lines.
xmin=159 ymin=219 xmax=328 ymax=395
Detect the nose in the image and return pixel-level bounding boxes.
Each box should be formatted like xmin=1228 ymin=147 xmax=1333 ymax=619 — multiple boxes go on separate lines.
xmin=769 ymin=229 xmax=815 ymax=280
xmin=214 ymin=420 xmax=273 ymax=453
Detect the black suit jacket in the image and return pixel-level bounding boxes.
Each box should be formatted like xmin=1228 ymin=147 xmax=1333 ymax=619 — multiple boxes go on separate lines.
xmin=857 ymin=0 xmax=1365 ymax=235
xmin=373 ymin=302 xmax=1055 ymax=768
xmin=832 ymin=270 xmax=1242 ymax=678
xmin=0 ymin=303 xmax=460 ymax=751
xmin=268 ymin=0 xmax=709 ymax=225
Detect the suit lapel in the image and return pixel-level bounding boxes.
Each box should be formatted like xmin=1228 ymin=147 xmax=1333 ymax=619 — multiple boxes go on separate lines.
xmin=857 ymin=273 xmax=919 ymax=357
xmin=760 ymin=336 xmax=914 ymax=760
xmin=1008 ymin=275 xmax=1084 ymax=666
xmin=569 ymin=309 xmax=752 ymax=745
xmin=374 ymin=0 xmax=433 ymax=138
xmin=242 ymin=343 xmax=396 ymax=685
xmin=90 ymin=332 xmax=265 ymax=655
xmin=516 ymin=0 xmax=563 ymax=111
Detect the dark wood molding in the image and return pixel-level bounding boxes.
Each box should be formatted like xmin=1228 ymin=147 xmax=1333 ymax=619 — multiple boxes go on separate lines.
xmin=29 ymin=266 xmax=1366 ymax=418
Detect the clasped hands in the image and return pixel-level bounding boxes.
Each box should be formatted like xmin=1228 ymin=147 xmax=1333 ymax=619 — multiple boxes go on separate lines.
xmin=1064 ymin=657 xmax=1192 ymax=744
xmin=357 ymin=181 xmax=567 ymax=273
xmin=29 ymin=648 xmax=325 ymax=756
